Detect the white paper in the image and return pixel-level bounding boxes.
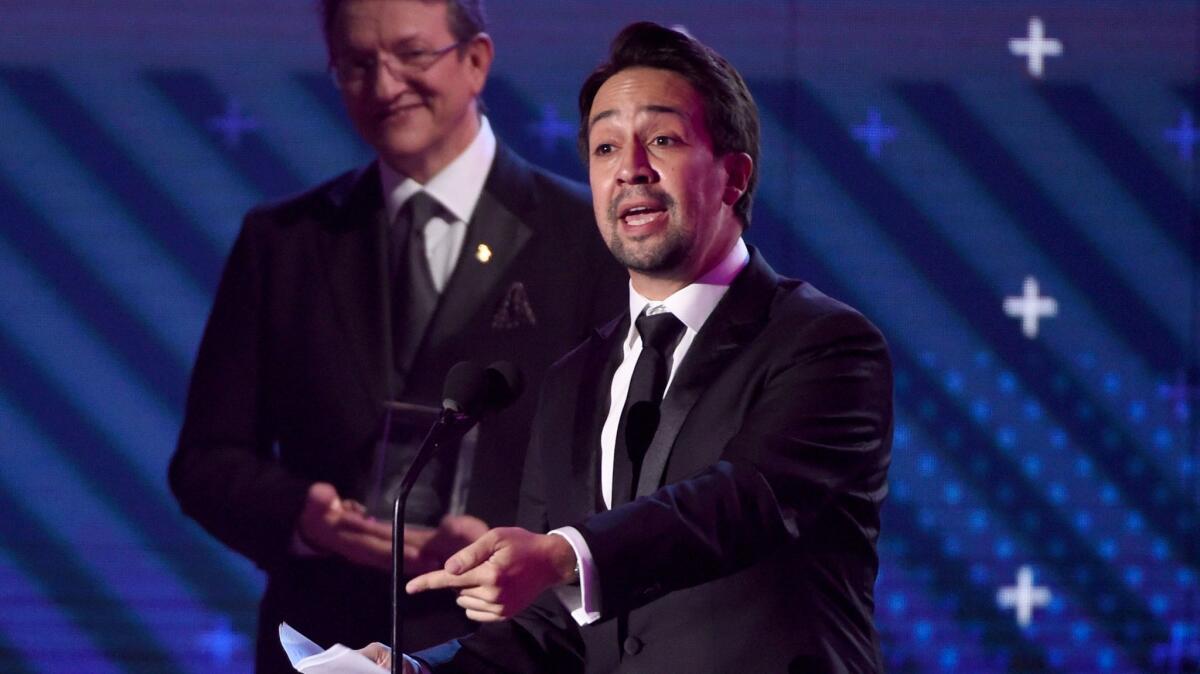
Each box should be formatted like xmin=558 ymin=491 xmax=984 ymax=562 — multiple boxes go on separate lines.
xmin=279 ymin=623 xmax=387 ymax=673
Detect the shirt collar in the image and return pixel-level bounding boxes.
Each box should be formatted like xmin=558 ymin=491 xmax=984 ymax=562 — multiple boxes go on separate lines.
xmin=626 ymin=237 xmax=750 ymax=344
xmin=379 ymin=116 xmax=497 ymax=224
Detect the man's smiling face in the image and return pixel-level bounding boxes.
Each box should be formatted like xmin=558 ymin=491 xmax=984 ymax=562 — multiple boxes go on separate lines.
xmin=329 ymin=0 xmax=491 ymax=181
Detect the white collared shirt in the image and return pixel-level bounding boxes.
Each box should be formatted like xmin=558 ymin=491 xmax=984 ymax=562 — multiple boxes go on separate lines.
xmin=551 ymin=237 xmax=750 ymax=625
xmin=599 ymin=237 xmax=750 ymax=508
xmin=379 ymin=117 xmax=497 ymax=291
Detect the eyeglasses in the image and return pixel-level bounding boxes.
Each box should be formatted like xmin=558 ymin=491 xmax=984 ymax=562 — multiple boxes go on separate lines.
xmin=329 ymin=40 xmax=467 ymax=88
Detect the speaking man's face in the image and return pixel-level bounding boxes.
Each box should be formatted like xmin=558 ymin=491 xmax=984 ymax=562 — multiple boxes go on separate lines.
xmin=586 ymin=67 xmax=744 ymax=285
xmin=329 ymin=0 xmax=492 ymax=181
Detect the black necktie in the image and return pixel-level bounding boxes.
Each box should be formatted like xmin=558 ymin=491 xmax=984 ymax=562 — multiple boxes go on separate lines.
xmin=391 ymin=191 xmax=442 ymax=387
xmin=612 ymin=311 xmax=686 ymax=507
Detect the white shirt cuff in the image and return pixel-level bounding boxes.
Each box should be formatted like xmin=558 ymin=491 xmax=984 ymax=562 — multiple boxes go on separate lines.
xmin=548 ymin=527 xmax=601 ymax=625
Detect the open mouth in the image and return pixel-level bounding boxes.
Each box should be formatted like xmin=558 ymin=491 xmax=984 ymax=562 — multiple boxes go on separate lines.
xmin=619 ymin=204 xmax=668 ymax=228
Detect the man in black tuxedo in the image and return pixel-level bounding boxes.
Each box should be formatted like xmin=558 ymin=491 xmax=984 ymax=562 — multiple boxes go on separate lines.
xmin=380 ymin=20 xmax=893 ymax=674
xmin=168 ymin=1 xmax=624 ymax=672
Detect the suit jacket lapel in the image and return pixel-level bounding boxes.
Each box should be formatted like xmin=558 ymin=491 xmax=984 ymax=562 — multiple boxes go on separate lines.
xmin=422 ymin=144 xmax=534 ymax=347
xmin=316 ymin=162 xmax=392 ymax=405
xmin=634 ymin=249 xmax=779 ymax=498
xmin=558 ymin=314 xmax=626 ymax=517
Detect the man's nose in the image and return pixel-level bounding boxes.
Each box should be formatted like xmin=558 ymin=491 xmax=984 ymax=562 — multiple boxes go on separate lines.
xmin=370 ymin=57 xmax=410 ymax=98
xmin=616 ymin=144 xmax=657 ymax=185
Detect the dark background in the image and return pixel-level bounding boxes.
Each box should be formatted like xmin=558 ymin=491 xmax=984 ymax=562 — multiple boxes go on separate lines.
xmin=0 ymin=1 xmax=1196 ymax=672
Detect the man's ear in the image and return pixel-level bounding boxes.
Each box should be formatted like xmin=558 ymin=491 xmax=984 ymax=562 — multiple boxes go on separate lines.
xmin=463 ymin=33 xmax=495 ymax=96
xmin=721 ymin=152 xmax=753 ymax=206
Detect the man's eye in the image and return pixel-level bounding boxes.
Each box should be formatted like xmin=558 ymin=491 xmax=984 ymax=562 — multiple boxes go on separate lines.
xmin=593 ymin=143 xmax=614 ymax=155
xmin=395 ymin=50 xmax=426 ymax=64
xmin=650 ymin=136 xmax=675 ymax=146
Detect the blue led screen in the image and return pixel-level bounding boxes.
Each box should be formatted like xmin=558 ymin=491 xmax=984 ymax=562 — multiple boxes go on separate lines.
xmin=0 ymin=2 xmax=1197 ymax=672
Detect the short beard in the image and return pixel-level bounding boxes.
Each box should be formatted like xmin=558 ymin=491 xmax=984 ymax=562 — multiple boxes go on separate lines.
xmin=605 ymin=188 xmax=688 ymax=273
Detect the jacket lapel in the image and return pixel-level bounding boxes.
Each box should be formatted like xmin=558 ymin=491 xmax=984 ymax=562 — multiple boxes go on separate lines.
xmin=315 ymin=163 xmax=392 ymax=405
xmin=561 ymin=314 xmax=627 ymax=517
xmin=421 ymin=144 xmax=534 ymax=348
xmin=634 ymin=249 xmax=779 ymax=497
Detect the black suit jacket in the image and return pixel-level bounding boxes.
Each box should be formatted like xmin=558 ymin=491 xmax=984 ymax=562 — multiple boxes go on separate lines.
xmin=169 ymin=143 xmax=626 ymax=671
xmin=418 ymin=249 xmax=892 ymax=673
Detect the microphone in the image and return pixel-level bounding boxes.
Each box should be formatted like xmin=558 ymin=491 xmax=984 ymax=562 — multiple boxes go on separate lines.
xmin=441 ymin=360 xmax=488 ymax=415
xmin=482 ymin=360 xmax=524 ymax=414
xmin=391 ymin=361 xmax=523 ymax=673
xmin=442 ymin=360 xmax=524 ymax=418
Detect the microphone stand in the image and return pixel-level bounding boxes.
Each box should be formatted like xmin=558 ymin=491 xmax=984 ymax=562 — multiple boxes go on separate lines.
xmin=391 ymin=407 xmax=475 ymax=674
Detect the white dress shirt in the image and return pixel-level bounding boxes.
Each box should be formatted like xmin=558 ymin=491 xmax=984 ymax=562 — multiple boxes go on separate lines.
xmin=551 ymin=237 xmax=750 ymax=625
xmin=379 ymin=117 xmax=497 ymax=292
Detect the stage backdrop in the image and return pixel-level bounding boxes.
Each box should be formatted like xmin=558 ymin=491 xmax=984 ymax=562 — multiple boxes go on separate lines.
xmin=0 ymin=1 xmax=1196 ymax=672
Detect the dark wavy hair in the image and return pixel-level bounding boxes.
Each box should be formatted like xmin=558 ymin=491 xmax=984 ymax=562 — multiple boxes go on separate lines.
xmin=577 ymin=22 xmax=760 ymax=227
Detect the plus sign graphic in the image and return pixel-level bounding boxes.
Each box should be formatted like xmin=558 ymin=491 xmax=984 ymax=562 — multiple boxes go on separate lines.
xmin=1008 ymin=17 xmax=1064 ymax=78
xmin=207 ymin=98 xmax=261 ymax=149
xmin=526 ymin=104 xmax=575 ymax=155
xmin=1003 ymin=276 xmax=1058 ymax=339
xmin=1164 ymin=110 xmax=1198 ymax=162
xmin=996 ymin=565 xmax=1052 ymax=628
xmin=852 ymin=108 xmax=898 ymax=158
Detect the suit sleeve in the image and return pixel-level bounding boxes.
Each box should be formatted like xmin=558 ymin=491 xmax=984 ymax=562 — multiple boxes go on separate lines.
xmin=575 ymin=308 xmax=893 ymax=617
xmin=168 ymin=214 xmax=310 ymax=570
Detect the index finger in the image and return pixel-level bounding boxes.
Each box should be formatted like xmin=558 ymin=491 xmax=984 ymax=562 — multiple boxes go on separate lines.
xmin=406 ymin=566 xmax=490 ymax=594
xmin=406 ymin=569 xmax=456 ymax=594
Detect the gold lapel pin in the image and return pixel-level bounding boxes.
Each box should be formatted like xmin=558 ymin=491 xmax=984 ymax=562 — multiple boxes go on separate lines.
xmin=475 ymin=243 xmax=493 ymax=263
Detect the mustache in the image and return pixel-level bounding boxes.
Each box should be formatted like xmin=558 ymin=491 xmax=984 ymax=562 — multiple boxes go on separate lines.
xmin=607 ymin=186 xmax=675 ymax=222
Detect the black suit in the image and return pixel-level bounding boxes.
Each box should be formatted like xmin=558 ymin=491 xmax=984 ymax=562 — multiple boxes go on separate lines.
xmin=169 ymin=143 xmax=626 ymax=673
xmin=417 ymin=248 xmax=892 ymax=673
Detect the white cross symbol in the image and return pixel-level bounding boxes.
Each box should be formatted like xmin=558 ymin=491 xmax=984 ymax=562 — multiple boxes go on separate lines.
xmin=852 ymin=108 xmax=898 ymax=158
xmin=526 ymin=104 xmax=574 ymax=154
xmin=207 ymin=99 xmax=261 ymax=149
xmin=1164 ymin=111 xmax=1198 ymax=161
xmin=1004 ymin=276 xmax=1058 ymax=339
xmin=1008 ymin=17 xmax=1063 ymax=78
xmin=996 ymin=565 xmax=1052 ymax=628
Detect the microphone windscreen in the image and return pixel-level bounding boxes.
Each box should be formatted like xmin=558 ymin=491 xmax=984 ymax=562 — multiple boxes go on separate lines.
xmin=442 ymin=361 xmax=487 ymax=414
xmin=624 ymin=400 xmax=660 ymax=463
xmin=484 ymin=361 xmax=524 ymax=412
